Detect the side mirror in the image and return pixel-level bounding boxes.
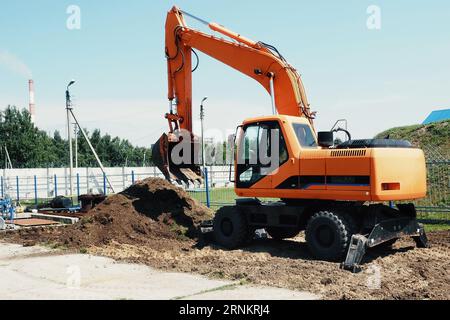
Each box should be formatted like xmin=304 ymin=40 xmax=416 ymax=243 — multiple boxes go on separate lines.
xmin=318 ymin=131 xmax=334 ymax=148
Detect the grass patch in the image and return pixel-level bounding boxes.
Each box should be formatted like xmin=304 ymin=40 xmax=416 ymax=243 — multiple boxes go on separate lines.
xmin=43 ymin=241 xmax=67 ymax=250
xmin=424 ymin=223 xmax=450 ymax=232
xmin=210 ymin=270 xmax=226 ymax=279
xmin=375 ymin=119 xmax=450 ymax=156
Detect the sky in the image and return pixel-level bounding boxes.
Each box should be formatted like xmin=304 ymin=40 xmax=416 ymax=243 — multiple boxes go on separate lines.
xmin=0 ymin=0 xmax=449 ymax=147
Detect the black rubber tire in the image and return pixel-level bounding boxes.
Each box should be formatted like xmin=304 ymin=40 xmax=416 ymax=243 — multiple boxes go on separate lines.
xmin=305 ymin=211 xmax=355 ymax=261
xmin=266 ymin=227 xmax=299 ymax=240
xmin=213 ymin=206 xmax=249 ymax=249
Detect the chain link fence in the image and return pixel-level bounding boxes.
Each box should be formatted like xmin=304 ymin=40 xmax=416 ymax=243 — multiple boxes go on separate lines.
xmin=413 ymin=145 xmax=449 ymax=222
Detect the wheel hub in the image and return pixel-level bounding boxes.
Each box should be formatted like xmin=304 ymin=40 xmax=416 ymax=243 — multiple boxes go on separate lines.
xmin=221 ymin=218 xmax=234 ymax=237
xmin=316 ymin=225 xmax=335 ymax=247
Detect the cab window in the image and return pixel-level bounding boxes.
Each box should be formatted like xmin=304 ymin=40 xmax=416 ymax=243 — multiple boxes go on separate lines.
xmin=293 ymin=123 xmax=317 ymax=148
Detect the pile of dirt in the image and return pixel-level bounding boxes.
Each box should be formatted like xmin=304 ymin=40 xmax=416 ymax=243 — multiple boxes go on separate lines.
xmin=8 ymin=178 xmax=213 ymax=248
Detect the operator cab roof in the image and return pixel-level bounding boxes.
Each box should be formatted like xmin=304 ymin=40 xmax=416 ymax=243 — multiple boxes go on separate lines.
xmin=242 ymin=114 xmax=312 ymax=126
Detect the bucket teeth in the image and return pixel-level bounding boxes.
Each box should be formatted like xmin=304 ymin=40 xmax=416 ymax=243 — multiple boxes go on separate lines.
xmin=179 ymin=168 xmax=203 ymax=184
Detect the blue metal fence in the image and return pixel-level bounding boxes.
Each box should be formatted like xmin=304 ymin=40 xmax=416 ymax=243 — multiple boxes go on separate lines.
xmin=0 ymin=162 xmax=448 ymax=222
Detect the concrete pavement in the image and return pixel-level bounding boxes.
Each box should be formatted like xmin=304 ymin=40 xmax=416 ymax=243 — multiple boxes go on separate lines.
xmin=0 ymin=243 xmax=319 ymax=300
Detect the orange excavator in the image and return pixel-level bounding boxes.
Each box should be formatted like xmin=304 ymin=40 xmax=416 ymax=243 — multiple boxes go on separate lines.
xmin=152 ymin=6 xmax=428 ymax=271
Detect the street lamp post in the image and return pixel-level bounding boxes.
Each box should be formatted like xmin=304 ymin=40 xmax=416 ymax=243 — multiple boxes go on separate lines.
xmin=66 ymin=80 xmax=75 ymax=200
xmin=200 ymin=97 xmax=208 ymax=173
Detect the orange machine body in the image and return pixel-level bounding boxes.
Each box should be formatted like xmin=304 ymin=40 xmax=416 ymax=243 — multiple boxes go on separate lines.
xmin=234 ymin=116 xmax=427 ymax=202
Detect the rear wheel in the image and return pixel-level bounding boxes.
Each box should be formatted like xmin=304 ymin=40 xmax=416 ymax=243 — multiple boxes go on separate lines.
xmin=213 ymin=206 xmax=249 ymax=249
xmin=266 ymin=227 xmax=299 ymax=240
xmin=306 ymin=211 xmax=355 ymax=261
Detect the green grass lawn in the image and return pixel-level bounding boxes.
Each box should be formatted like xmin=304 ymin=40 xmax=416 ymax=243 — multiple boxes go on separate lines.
xmin=423 ymin=223 xmax=450 ymax=232
xmin=187 ymin=187 xmax=239 ymax=206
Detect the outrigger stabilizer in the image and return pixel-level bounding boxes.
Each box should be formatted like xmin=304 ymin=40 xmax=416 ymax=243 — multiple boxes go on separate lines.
xmin=341 ymin=204 xmax=429 ymax=273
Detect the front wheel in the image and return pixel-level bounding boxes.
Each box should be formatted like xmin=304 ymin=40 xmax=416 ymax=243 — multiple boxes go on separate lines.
xmin=213 ymin=206 xmax=249 ymax=249
xmin=305 ymin=211 xmax=355 ymax=261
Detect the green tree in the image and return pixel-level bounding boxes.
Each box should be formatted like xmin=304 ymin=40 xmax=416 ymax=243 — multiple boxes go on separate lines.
xmin=0 ymin=106 xmax=153 ymax=168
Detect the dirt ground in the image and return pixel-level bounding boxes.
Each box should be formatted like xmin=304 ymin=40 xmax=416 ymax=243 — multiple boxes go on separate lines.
xmin=1 ymin=178 xmax=449 ymax=300
xmin=86 ymin=231 xmax=449 ymax=300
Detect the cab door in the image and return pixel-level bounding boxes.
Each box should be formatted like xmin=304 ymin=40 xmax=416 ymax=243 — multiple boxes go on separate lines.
xmin=294 ymin=122 xmax=327 ymax=190
xmin=236 ymin=121 xmax=287 ymax=189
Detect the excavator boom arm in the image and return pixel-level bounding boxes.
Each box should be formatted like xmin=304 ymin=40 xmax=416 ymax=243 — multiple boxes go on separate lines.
xmin=154 ymin=6 xmax=314 ymax=184
xmin=165 ymin=6 xmax=313 ymax=133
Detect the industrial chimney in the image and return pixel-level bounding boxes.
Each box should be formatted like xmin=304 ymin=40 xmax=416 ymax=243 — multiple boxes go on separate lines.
xmin=28 ymin=79 xmax=36 ymax=123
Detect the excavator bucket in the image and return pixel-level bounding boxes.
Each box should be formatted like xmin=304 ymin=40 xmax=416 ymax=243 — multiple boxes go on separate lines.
xmin=152 ymin=133 xmax=203 ymax=185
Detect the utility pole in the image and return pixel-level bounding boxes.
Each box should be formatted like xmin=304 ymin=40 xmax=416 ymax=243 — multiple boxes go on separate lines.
xmin=68 ymin=108 xmax=115 ymax=193
xmin=73 ymin=123 xmax=78 ymax=169
xmin=66 ymin=80 xmax=75 ymax=198
xmin=200 ymin=97 xmax=208 ymax=173
xmin=4 ymin=146 xmax=12 ymax=169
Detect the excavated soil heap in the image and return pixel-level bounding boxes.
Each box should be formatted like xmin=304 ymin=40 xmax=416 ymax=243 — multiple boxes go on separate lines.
xmin=7 ymin=178 xmax=213 ymax=248
xmin=66 ymin=178 xmax=213 ymax=247
xmin=60 ymin=178 xmax=212 ymax=247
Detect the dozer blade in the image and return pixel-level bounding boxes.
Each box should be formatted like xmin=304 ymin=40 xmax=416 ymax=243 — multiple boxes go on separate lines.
xmin=152 ymin=133 xmax=203 ymax=185
xmin=341 ymin=204 xmax=429 ymax=273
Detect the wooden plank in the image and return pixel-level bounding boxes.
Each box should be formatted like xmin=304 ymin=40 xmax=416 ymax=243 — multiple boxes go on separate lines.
xmin=13 ymin=219 xmax=58 ymax=227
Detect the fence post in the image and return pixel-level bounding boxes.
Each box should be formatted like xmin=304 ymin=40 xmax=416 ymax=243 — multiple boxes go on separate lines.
xmin=122 ymin=167 xmax=126 ymax=190
xmin=131 ymin=170 xmax=135 ymax=184
xmin=46 ymin=168 xmax=50 ymax=198
xmin=54 ymin=174 xmax=58 ymax=197
xmin=86 ymin=167 xmax=90 ymax=193
xmin=16 ymin=176 xmax=19 ymax=202
xmin=34 ymin=175 xmax=38 ymax=205
xmin=77 ymin=173 xmax=80 ymax=201
xmin=103 ymin=173 xmax=107 ymax=195
xmin=1 ymin=176 xmax=3 ymax=198
xmin=204 ymin=167 xmax=211 ymax=208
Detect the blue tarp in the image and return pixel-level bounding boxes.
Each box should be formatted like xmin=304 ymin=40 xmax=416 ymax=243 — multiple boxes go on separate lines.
xmin=422 ymin=109 xmax=450 ymax=124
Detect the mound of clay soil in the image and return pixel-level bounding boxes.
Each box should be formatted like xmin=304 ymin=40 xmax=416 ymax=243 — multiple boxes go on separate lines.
xmin=65 ymin=178 xmax=213 ymax=247
xmin=60 ymin=178 xmax=212 ymax=247
xmin=8 ymin=178 xmax=213 ymax=249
